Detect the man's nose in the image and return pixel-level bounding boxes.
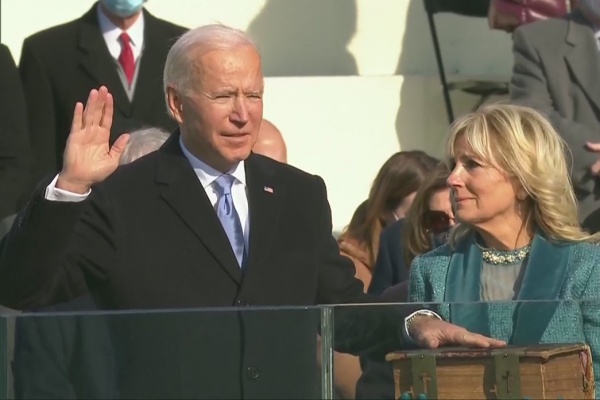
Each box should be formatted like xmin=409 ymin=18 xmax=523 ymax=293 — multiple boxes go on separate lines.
xmin=230 ymin=96 xmax=249 ymax=123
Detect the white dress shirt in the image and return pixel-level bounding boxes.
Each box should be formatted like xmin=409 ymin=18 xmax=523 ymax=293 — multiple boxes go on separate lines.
xmin=178 ymin=137 xmax=250 ymax=246
xmin=97 ymin=3 xmax=145 ymax=62
xmin=44 ymin=138 xmax=250 ymax=247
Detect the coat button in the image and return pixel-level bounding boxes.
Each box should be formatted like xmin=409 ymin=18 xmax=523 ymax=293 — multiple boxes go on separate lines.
xmin=246 ymin=366 xmax=260 ymax=380
xmin=236 ymin=299 xmax=249 ymax=306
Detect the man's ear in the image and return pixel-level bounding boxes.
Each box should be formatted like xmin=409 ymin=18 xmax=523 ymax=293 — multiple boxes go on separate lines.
xmin=166 ymin=86 xmax=184 ymax=124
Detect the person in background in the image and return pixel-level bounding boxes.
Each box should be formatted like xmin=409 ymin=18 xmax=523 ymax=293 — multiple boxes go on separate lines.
xmin=355 ymin=165 xmax=455 ymax=400
xmin=19 ymin=0 xmax=186 ymax=186
xmin=410 ymin=103 xmax=600 ymax=386
xmin=0 ymin=43 xmax=30 ymax=238
xmin=337 ymin=151 xmax=440 ymax=291
xmin=510 ymin=0 xmax=600 ymax=222
xmin=332 ymin=150 xmax=439 ymax=399
xmin=368 ymin=164 xmax=456 ymax=297
xmin=583 ymin=206 xmax=600 ymax=234
xmin=119 ymin=126 xmax=170 ymax=164
xmin=252 ymin=118 xmax=287 ymax=163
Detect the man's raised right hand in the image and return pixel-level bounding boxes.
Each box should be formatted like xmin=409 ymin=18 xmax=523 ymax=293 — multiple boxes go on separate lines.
xmin=56 ymin=86 xmax=130 ymax=194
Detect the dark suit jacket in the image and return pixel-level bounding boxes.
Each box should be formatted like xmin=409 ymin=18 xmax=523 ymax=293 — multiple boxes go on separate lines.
xmin=583 ymin=206 xmax=600 ymax=234
xmin=357 ymin=219 xmax=409 ymax=400
xmin=0 ymin=133 xmax=410 ymax=399
xmin=510 ymin=11 xmax=600 ymax=221
xmin=0 ymin=44 xmax=30 ymax=220
xmin=13 ymin=296 xmax=116 ymax=400
xmin=19 ymin=3 xmax=187 ymax=184
xmin=367 ymin=219 xmax=409 ymax=296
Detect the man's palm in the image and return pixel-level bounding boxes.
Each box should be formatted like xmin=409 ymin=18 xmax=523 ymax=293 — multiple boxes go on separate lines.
xmin=58 ymin=87 xmax=129 ymax=193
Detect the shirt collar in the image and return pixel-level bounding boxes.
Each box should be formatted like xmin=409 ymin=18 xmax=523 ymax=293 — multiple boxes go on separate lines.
xmin=178 ymin=136 xmax=247 ymax=189
xmin=97 ymin=3 xmax=145 ymax=49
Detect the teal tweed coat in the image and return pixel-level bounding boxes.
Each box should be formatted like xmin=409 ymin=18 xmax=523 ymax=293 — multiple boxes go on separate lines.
xmin=408 ymin=232 xmax=600 ymax=391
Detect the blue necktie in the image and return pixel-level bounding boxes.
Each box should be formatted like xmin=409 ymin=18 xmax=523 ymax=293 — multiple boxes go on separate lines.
xmin=214 ymin=174 xmax=245 ymax=267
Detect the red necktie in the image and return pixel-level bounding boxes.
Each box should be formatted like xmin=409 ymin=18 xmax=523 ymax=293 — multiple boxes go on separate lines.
xmin=118 ymin=32 xmax=135 ymax=86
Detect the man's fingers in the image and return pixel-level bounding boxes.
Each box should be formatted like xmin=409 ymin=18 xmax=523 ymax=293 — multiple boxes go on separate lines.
xmin=82 ymin=89 xmax=98 ymax=129
xmin=466 ymin=334 xmax=494 ymax=348
xmin=415 ymin=333 xmax=439 ymax=349
xmin=426 ymin=337 xmax=440 ymax=349
xmin=486 ymin=337 xmax=508 ymax=347
xmin=591 ymin=159 xmax=600 ymax=176
xmin=411 ymin=318 xmax=506 ymax=349
xmin=71 ymin=102 xmax=84 ymax=134
xmin=452 ymin=331 xmax=506 ymax=348
xmin=93 ymin=86 xmax=109 ymax=126
xmin=419 ymin=327 xmax=507 ymax=349
xmin=100 ymin=91 xmax=114 ymax=131
xmin=109 ymin=133 xmax=130 ymax=160
xmin=586 ymin=142 xmax=600 ymax=152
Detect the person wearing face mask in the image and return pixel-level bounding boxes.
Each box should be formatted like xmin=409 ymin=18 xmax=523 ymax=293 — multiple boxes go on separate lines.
xmin=510 ymin=0 xmax=600 ymax=224
xmin=18 ymin=0 xmax=187 ymax=190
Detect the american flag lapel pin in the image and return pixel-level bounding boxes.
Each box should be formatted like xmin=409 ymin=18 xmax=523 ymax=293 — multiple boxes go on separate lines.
xmin=263 ymin=186 xmax=274 ymax=194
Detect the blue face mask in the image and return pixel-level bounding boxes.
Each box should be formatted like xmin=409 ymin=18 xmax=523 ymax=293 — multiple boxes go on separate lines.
xmin=100 ymin=0 xmax=146 ymax=18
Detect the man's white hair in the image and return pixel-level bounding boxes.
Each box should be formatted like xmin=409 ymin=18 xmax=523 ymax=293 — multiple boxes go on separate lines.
xmin=120 ymin=127 xmax=171 ymax=165
xmin=163 ymin=24 xmax=260 ymax=114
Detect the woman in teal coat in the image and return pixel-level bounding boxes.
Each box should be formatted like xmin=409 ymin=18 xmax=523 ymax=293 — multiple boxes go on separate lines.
xmin=408 ymin=104 xmax=600 ymax=388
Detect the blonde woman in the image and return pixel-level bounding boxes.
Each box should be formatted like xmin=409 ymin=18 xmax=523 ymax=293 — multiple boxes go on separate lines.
xmin=409 ymin=104 xmax=600 ymax=385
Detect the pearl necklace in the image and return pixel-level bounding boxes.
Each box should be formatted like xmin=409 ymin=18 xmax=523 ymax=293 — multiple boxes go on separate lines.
xmin=478 ymin=244 xmax=531 ymax=266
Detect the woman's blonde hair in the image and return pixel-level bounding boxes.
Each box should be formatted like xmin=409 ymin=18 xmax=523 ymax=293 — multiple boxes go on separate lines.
xmin=402 ymin=164 xmax=451 ymax=266
xmin=446 ymin=103 xmax=599 ymax=244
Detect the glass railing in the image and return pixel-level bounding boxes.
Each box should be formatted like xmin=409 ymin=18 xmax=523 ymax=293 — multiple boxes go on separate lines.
xmin=0 ymin=300 xmax=596 ymax=399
